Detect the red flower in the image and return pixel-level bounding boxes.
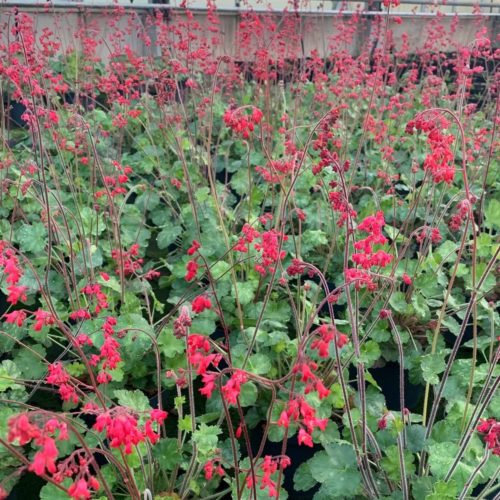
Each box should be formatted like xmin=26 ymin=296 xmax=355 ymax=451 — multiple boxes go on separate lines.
xmin=192 ymin=295 xmax=212 ymax=314
xmin=6 ymin=285 xmax=28 ymax=305
xmin=7 ymin=414 xmax=40 ymax=445
xmin=68 ymin=479 xmax=92 ymax=500
xmin=29 ymin=437 xmax=58 ymax=476
xmin=46 ymin=363 xmax=78 ymax=404
xmin=69 ymin=309 xmax=91 ymax=321
xmin=222 ymin=370 xmax=248 ymax=405
xmin=33 ymin=309 xmax=55 ymax=331
xmin=185 ymin=259 xmax=199 ymax=282
xmin=3 ymin=310 xmax=27 ymax=327
xmin=298 ymin=428 xmax=313 ymax=447
xmin=199 ymin=372 xmax=217 ymax=398
xmin=187 ymin=240 xmax=201 ymax=256
xmin=277 ymin=410 xmax=289 ymax=428
xmin=477 ymin=419 xmax=500 ymax=456
xmin=402 ymin=273 xmax=412 ymax=285
xmin=94 ymin=409 xmax=145 ymax=454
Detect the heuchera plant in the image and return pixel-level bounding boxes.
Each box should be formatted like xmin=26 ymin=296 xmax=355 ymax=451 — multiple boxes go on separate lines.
xmin=0 ymin=2 xmax=499 ymax=499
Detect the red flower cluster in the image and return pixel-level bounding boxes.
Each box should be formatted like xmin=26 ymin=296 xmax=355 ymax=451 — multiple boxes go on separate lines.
xmin=328 ymin=189 xmax=357 ymax=228
xmin=383 ymin=0 xmax=400 ymax=6
xmin=187 ymin=239 xmax=201 ymax=255
xmin=402 ymin=273 xmax=412 ymax=285
xmin=93 ymin=407 xmax=167 ymax=454
xmin=46 ymin=363 xmax=78 ymax=404
xmin=310 ymin=324 xmax=349 ymax=358
xmin=0 ymin=241 xmax=28 ymax=305
xmin=221 ymin=369 xmax=248 ymax=405
xmin=173 ymin=306 xmax=192 ymax=339
xmin=406 ymin=116 xmax=455 ymax=184
xmin=95 ymin=161 xmax=132 ymax=198
xmin=185 ymin=240 xmax=202 ymax=281
xmin=416 ymin=226 xmax=442 ymax=245
xmin=3 ymin=308 xmax=55 ymax=331
xmin=3 ymin=310 xmax=27 ymax=327
xmin=8 ymin=415 xmax=68 ymax=477
xmin=111 ymin=243 xmax=143 ymax=276
xmin=223 ymin=106 xmax=263 ymax=139
xmin=345 ymin=268 xmax=378 ymax=291
xmin=353 ymin=211 xmax=389 ymax=255
xmin=234 ymin=223 xmax=260 ymax=253
xmin=92 ymin=316 xmax=121 ymax=384
xmin=277 ymin=396 xmax=328 ymax=447
xmin=294 ymin=362 xmax=331 ymax=400
xmin=33 ymin=308 xmax=56 ymax=331
xmin=8 ymin=415 xmax=101 ymax=499
xmin=81 ymin=283 xmax=109 ymax=315
xmin=253 ymin=229 xmax=288 ymax=276
xmin=187 ymin=334 xmax=222 ymax=398
xmin=286 ymin=258 xmax=306 ymax=276
xmin=449 ymin=199 xmax=471 ymax=232
xmin=477 ymin=419 xmax=500 ymax=456
xmin=246 ymin=455 xmax=290 ymax=497
xmin=234 ymin=223 xmax=287 ymax=275
xmin=204 ymin=457 xmax=225 ymax=481
xmin=69 ymin=309 xmax=92 ymax=321
xmin=348 ymin=211 xmax=392 ymax=286
xmin=191 ymin=294 xmax=212 ymax=314
xmin=255 ymin=158 xmax=297 ymax=184
xmin=67 ymin=477 xmax=100 ymax=500
xmin=144 ymin=408 xmax=168 ymax=444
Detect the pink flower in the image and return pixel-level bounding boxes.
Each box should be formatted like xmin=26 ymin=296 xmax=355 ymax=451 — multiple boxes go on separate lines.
xmin=222 ymin=370 xmax=248 ymax=405
xmin=298 ymin=428 xmax=313 ymax=447
xmin=187 ymin=240 xmax=201 ymax=256
xmin=68 ymin=479 xmax=91 ymax=500
xmin=6 ymin=285 xmax=27 ymax=305
xmin=402 ymin=273 xmax=412 ymax=285
xmin=29 ymin=437 xmax=58 ymax=476
xmin=192 ymin=295 xmax=212 ymax=314
xmin=3 ymin=310 xmax=27 ymax=327
xmin=33 ymin=309 xmax=55 ymax=331
xmin=277 ymin=411 xmax=289 ymax=428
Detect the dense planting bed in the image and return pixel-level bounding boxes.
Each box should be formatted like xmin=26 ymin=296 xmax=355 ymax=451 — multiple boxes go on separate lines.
xmin=0 ymin=5 xmax=499 ymax=499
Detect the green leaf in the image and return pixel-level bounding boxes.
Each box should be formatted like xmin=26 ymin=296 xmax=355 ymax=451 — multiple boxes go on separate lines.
xmin=389 ymin=292 xmax=411 ymax=315
xmin=0 ymin=360 xmax=23 ymax=392
xmin=152 ymin=438 xmax=181 ymax=469
xmin=308 ymin=443 xmax=359 ymax=488
xmin=484 ymin=198 xmax=500 ymax=229
xmin=158 ymin=328 xmax=185 ymax=358
xmin=235 ymin=281 xmax=257 ymax=306
xmin=412 ymin=294 xmax=430 ymax=321
xmin=426 ymin=480 xmax=459 ymax=500
xmin=239 ymin=381 xmax=258 ymax=407
xmin=192 ymin=423 xmax=221 ymax=458
xmin=421 ymin=352 xmax=447 ymax=385
xmin=406 ymin=425 xmax=426 ymax=453
xmin=157 ymin=223 xmax=182 ymax=249
xmin=428 ymin=442 xmax=459 ymax=479
xmin=380 ymin=445 xmax=415 ymax=481
xmin=315 ymin=470 xmax=361 ymax=499
xmin=116 ymin=313 xmax=152 ymax=363
xmin=113 ymin=389 xmax=151 ymax=412
xmin=13 ymin=344 xmax=47 ymax=380
xmin=247 ymin=354 xmax=271 ymax=375
xmin=293 ymin=462 xmax=316 ymax=492
xmin=17 ymin=222 xmax=47 ymax=253
xmin=39 ymin=480 xmax=72 ymax=499
xmin=359 ymin=340 xmax=381 ymax=367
